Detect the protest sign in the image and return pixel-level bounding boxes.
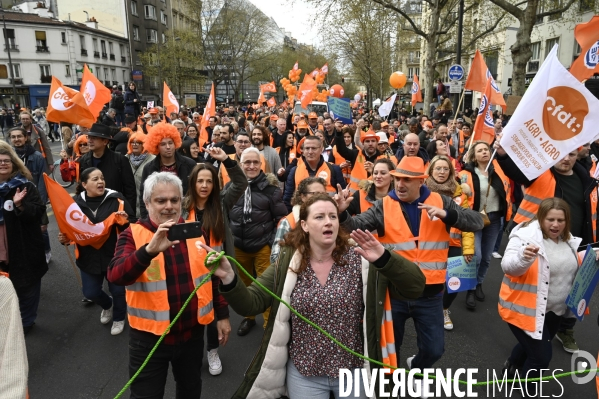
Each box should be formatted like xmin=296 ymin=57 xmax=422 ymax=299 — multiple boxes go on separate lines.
xmin=566 ymin=245 xmax=599 ymax=321
xmin=327 ymin=97 xmax=352 ymax=125
xmin=446 ymin=256 xmax=477 ymax=293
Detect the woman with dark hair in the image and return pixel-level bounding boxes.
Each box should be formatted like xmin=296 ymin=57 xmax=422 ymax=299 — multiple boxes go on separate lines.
xmin=0 ymin=142 xmax=46 ymax=334
xmin=345 ymin=158 xmax=395 ymax=216
xmin=124 ymin=82 xmax=141 ymax=119
xmin=426 ymin=139 xmax=461 ymax=172
xmin=202 ymin=194 xmax=425 ymax=398
xmin=182 ymin=146 xmax=247 ymax=377
xmin=276 ymin=131 xmax=297 ymax=183
xmin=58 ymin=167 xmax=135 ymax=335
xmin=185 ymin=124 xmax=200 ymax=143
xmin=179 ymin=139 xmax=202 ymax=163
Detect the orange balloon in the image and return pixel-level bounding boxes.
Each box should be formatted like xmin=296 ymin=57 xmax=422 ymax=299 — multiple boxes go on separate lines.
xmin=389 ymin=72 xmax=407 ymax=89
xmin=329 ymin=84 xmax=344 ymax=98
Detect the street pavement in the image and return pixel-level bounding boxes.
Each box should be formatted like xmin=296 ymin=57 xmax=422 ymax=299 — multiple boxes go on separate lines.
xmin=23 ymin=141 xmax=599 ymax=398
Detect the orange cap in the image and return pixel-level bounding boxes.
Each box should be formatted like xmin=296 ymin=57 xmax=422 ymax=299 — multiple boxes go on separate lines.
xmin=297 ymin=120 xmax=308 ymax=128
xmin=360 ymin=132 xmax=381 ymax=143
xmin=308 ymin=112 xmax=318 ymax=119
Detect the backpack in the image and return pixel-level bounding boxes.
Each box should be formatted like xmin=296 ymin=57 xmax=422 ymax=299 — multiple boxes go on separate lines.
xmin=59 ymin=160 xmax=77 ymax=182
xmin=111 ymin=93 xmax=125 ymax=111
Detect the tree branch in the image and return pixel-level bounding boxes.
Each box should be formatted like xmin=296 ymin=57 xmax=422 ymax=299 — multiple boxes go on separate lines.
xmin=487 ymin=0 xmax=524 ymax=19
xmin=537 ymin=0 xmax=577 ymax=18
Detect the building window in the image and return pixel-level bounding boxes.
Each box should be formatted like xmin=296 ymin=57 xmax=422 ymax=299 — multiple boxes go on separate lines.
xmin=65 ymin=64 xmax=71 ymax=76
xmin=545 ymin=37 xmax=559 ymax=59
xmin=40 ymin=64 xmax=51 ymax=82
xmin=407 ymin=67 xmax=419 ymax=79
xmin=135 ymin=49 xmax=142 ymax=65
xmin=111 ymin=68 xmax=116 ymax=81
xmin=93 ymin=38 xmax=98 ymax=51
xmin=61 ymin=32 xmax=67 ymax=44
xmin=548 ymin=0 xmax=564 ymax=21
xmin=146 ymin=29 xmax=157 ymax=43
xmin=144 ymin=5 xmax=157 ymax=20
xmin=104 ymin=67 xmax=109 ymax=81
xmin=131 ymin=0 xmax=138 ymax=16
xmin=123 ymin=69 xmax=128 ymax=84
xmin=10 ymin=64 xmax=21 ymax=78
xmin=35 ymin=31 xmax=48 ymax=52
xmin=161 ymin=10 xmax=167 ymax=25
xmin=535 ymin=1 xmax=545 ymax=24
xmin=101 ymin=40 xmax=107 ymax=58
xmin=0 ymin=65 xmax=7 ymax=79
xmin=528 ymin=42 xmax=541 ymax=72
xmin=150 ymin=76 xmax=159 ymax=89
xmin=79 ymin=35 xmax=86 ymax=48
xmin=119 ymin=44 xmax=125 ymax=56
xmin=133 ymin=26 xmax=140 ymax=41
xmin=162 ymin=33 xmax=166 ymax=43
xmin=2 ymin=28 xmax=17 ymax=50
xmin=484 ymin=51 xmax=499 ymax=79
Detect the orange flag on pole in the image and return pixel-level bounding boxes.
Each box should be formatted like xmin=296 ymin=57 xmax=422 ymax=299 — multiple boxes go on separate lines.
xmin=411 ymin=74 xmax=422 ymax=107
xmin=465 ymin=50 xmax=506 ymax=111
xmin=46 ymin=77 xmax=95 ymax=127
xmin=199 ymin=83 xmax=215 ymax=144
xmin=321 ymin=63 xmax=329 ymax=74
xmin=257 ymin=90 xmax=266 ymax=105
xmin=310 ymin=68 xmax=320 ymax=78
xmin=80 ymin=64 xmax=112 ymax=117
xmin=267 ymin=97 xmax=277 ymax=107
xmin=298 ymin=74 xmax=317 ymax=109
xmin=43 ymin=174 xmax=126 ymax=249
xmin=293 ymin=61 xmax=299 ymax=71
xmin=472 ymin=78 xmax=496 ymax=145
xmin=260 ymin=81 xmax=277 ymax=93
xmin=569 ymin=16 xmax=599 ymax=81
xmin=163 ymin=82 xmax=180 ymax=116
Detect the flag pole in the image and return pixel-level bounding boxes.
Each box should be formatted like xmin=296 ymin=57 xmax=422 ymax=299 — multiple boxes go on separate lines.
xmin=64 ymin=244 xmax=82 ymax=287
xmin=485 ymin=148 xmax=497 ymax=172
xmin=450 ymin=87 xmax=467 ymax=128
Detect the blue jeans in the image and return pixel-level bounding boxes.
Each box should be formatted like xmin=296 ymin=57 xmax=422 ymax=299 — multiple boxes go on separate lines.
xmin=286 ymin=360 xmax=367 ymax=399
xmin=493 ymin=217 xmax=505 ymax=253
xmin=115 ymin=110 xmax=125 ymax=126
xmin=15 ymin=279 xmax=41 ymax=328
xmin=474 ymin=211 xmax=502 ymax=285
xmin=390 ymin=295 xmax=445 ymax=369
xmin=80 ymin=269 xmax=126 ymax=321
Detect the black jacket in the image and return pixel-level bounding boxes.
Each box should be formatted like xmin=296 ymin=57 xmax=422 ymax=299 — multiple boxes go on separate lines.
xmin=124 ymin=88 xmax=141 ymax=116
xmin=78 ymin=149 xmax=137 ymax=216
xmin=229 ymin=172 xmax=287 ymax=253
xmin=74 ymin=190 xmax=134 ymax=274
xmin=3 ymin=182 xmax=47 ymax=288
xmin=111 ymin=130 xmax=130 ymax=155
xmin=462 ymin=162 xmax=508 ymax=218
xmin=395 ymin=146 xmax=430 ymax=163
xmin=139 ymin=152 xmax=197 ymax=219
xmin=497 ymin=153 xmax=597 ymax=244
xmin=101 ymin=114 xmax=116 ymax=127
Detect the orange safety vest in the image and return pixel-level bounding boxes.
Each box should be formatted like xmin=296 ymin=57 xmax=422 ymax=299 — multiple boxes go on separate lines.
xmin=448 ymin=130 xmax=465 ymax=158
xmin=279 ymin=212 xmax=297 ymax=230
xmin=294 ymin=161 xmax=337 ymax=196
xmin=332 ymin=146 xmax=351 ymax=183
xmin=378 ymin=193 xmax=450 ymax=284
xmin=449 ymin=191 xmax=468 ymax=247
xmin=358 ymin=189 xmax=375 ymax=214
xmin=498 ymin=257 xmax=541 ymax=333
xmin=459 ymin=160 xmax=513 ymax=221
xmin=126 ymin=223 xmax=217 ymax=335
xmin=276 ymin=145 xmax=297 ymax=166
xmin=221 ymin=153 xmax=267 ymax=186
xmin=348 ymin=152 xmax=388 ymax=193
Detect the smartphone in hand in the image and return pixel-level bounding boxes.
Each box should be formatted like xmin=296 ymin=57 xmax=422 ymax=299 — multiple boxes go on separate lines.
xmin=167 ymin=222 xmax=203 ymax=241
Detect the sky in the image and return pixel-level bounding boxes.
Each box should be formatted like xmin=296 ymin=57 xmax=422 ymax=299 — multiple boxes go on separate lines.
xmin=248 ymin=0 xmax=321 ymax=46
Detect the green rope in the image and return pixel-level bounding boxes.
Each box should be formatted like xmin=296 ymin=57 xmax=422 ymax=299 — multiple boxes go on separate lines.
xmin=114 ymin=251 xmax=598 ymax=398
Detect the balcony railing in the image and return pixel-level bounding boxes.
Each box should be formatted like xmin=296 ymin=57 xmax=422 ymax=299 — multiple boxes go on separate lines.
xmin=94 ymin=51 xmax=100 ymax=58
xmin=121 ymin=56 xmax=126 ymax=63
xmin=36 ymin=45 xmax=49 ymax=52
xmin=41 ymin=75 xmax=52 ymax=83
xmin=112 ymin=80 xmax=119 ymax=86
xmin=9 ymin=77 xmax=23 ymax=84
xmin=3 ymin=43 xmax=18 ymax=51
xmin=81 ymin=49 xmax=88 ymax=56
xmin=109 ymin=54 xmax=115 ymax=60
xmin=102 ymin=52 xmax=108 ymax=59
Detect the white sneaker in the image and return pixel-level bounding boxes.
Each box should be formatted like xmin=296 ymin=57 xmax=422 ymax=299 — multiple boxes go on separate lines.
xmin=443 ymin=309 xmax=454 ymax=330
xmin=207 ymin=349 xmax=222 ymax=375
xmin=100 ymin=304 xmax=113 ymax=324
xmin=492 ymin=252 xmax=502 ymax=259
xmin=406 ymin=355 xmax=415 ymax=369
xmin=111 ymin=320 xmax=125 ymax=335
xmin=45 ymin=251 xmax=52 ymax=264
xmin=412 ymin=379 xmax=431 ymax=399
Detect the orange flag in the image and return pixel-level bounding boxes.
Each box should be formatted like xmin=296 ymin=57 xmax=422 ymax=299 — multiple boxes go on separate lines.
xmin=163 ymin=82 xmax=180 ymax=116
xmin=321 ymin=63 xmax=329 ymax=74
xmin=46 ymin=77 xmax=95 ymax=127
xmin=569 ymin=16 xmax=599 ymax=81
xmin=465 ymin=50 xmax=506 ymax=111
xmin=80 ymin=64 xmax=112 ymax=117
xmin=43 ymin=174 xmax=126 ymax=249
xmin=267 ymin=97 xmax=277 ymax=107
xmin=298 ymin=74 xmax=317 ymax=109
xmin=411 ymin=74 xmax=422 ymax=107
xmin=472 ymin=78 xmax=496 ymax=145
xmin=293 ymin=61 xmax=299 ymax=71
xmin=260 ymin=81 xmax=277 ymax=93
xmin=281 ymin=99 xmax=288 ymax=108
xmin=199 ymin=83 xmax=215 ymax=144
xmin=310 ymin=68 xmax=320 ymax=78
xmin=257 ymin=90 xmax=266 ymax=105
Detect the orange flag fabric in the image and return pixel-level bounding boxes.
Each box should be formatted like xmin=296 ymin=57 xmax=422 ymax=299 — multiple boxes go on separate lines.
xmin=310 ymin=68 xmax=320 ymax=78
xmin=281 ymin=99 xmax=288 ymax=109
xmin=46 ymin=77 xmax=95 ymax=127
xmin=43 ymin=174 xmax=126 ymax=249
xmin=80 ymin=64 xmax=112 ymax=117
xmin=321 ymin=63 xmax=329 ymax=74
xmin=267 ymin=97 xmax=277 ymax=107
xmin=199 ymin=83 xmax=215 ymax=144
xmin=257 ymin=90 xmax=266 ymax=105
xmin=411 ymin=74 xmax=422 ymax=107
xmin=569 ymin=15 xmax=599 ymax=81
xmin=260 ymin=81 xmax=277 ymax=93
xmin=465 ymin=50 xmax=506 ymax=111
xmin=298 ymin=74 xmax=317 ymax=109
xmin=293 ymin=61 xmax=299 ymax=71
xmin=472 ymin=78 xmax=496 ymax=145
xmin=163 ymin=82 xmax=180 ymax=116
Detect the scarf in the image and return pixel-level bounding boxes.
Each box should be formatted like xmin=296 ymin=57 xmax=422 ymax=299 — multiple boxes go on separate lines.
xmin=0 ymin=173 xmax=29 ymax=225
xmin=129 ymin=153 xmax=148 ymax=168
xmin=425 ymin=176 xmax=456 ymax=198
xmin=14 ymin=145 xmax=36 ymax=164
xmin=242 ymin=181 xmax=253 ymax=223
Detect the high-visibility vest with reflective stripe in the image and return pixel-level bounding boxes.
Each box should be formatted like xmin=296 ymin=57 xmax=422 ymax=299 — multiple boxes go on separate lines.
xmin=448 ymin=130 xmax=465 ymax=158
xmin=294 ymin=161 xmax=337 ymax=196
xmin=221 ymin=153 xmax=267 ymax=186
xmin=358 ymin=190 xmax=374 ymax=214
xmin=279 ymin=212 xmax=297 ymax=230
xmin=332 ymin=146 xmax=351 ymax=183
xmin=276 ymin=145 xmax=297 ymax=166
xmin=378 ymin=193 xmax=450 ymax=284
xmin=449 ymin=192 xmax=468 ymax=247
xmin=348 ymin=152 xmax=386 ymax=193
xmin=459 ymin=160 xmax=512 ymax=221
xmin=498 ymin=259 xmax=540 ymax=332
xmin=127 ymin=223 xmax=216 ymax=335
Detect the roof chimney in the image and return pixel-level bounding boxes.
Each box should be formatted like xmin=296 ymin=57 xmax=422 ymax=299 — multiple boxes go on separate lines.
xmin=85 ymin=16 xmax=98 ymax=29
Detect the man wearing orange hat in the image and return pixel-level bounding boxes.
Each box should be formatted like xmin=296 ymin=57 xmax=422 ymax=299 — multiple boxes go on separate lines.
xmin=268 ymin=114 xmax=279 ymax=135
xmin=307 ymin=112 xmax=319 ymax=134
xmin=336 ymin=156 xmax=483 ymax=396
xmin=294 ymin=119 xmax=311 ymax=142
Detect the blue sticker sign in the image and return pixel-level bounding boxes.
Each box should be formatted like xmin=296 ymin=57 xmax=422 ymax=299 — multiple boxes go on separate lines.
xmin=566 ymin=245 xmax=599 ymax=321
xmin=327 ymin=97 xmax=353 ymax=125
xmin=446 ymin=255 xmax=477 ymax=293
xmin=448 ymin=64 xmax=465 ymax=81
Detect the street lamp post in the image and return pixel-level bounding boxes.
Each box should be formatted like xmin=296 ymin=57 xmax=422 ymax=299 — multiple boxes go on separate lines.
xmin=1 ymin=10 xmax=18 ymax=106
xmin=453 ymin=0 xmax=464 ymax=113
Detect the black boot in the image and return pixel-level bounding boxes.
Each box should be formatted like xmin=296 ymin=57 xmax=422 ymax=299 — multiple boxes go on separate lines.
xmin=475 ymin=283 xmax=485 ymax=301
xmin=466 ymin=290 xmax=476 ymax=310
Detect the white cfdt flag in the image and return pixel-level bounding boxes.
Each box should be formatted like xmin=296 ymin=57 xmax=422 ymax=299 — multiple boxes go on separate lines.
xmin=499 ymin=45 xmax=599 ymax=180
xmin=378 ymin=94 xmax=397 ymax=118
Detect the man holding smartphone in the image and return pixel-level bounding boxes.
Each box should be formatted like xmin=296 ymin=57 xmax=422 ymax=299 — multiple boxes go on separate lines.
xmin=108 ymin=172 xmax=230 ymax=398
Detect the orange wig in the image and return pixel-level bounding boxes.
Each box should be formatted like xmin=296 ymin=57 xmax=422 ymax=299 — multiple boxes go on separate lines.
xmin=74 ymin=135 xmax=89 ymax=158
xmin=127 ymin=132 xmax=148 ymax=154
xmin=143 ymin=122 xmax=182 ymax=155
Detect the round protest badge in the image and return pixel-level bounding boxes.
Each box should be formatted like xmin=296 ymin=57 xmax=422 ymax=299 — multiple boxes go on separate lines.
xmin=448 ymin=276 xmax=461 ymax=291
xmin=318 ymin=171 xmax=328 ymax=180
xmin=3 ymin=200 xmax=14 ymax=212
xmin=577 ymin=299 xmax=586 ymax=317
